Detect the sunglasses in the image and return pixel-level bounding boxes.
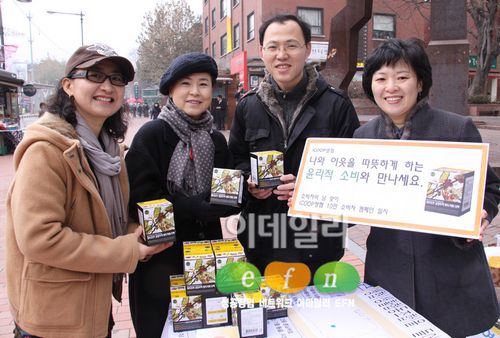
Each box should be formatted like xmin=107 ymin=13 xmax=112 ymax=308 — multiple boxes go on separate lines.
xmin=68 ymin=69 xmax=128 ymax=86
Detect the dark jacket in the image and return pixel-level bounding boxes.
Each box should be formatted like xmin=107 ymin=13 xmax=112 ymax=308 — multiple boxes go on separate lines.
xmin=229 ymin=65 xmax=360 ymax=272
xmin=126 ymin=119 xmax=238 ymax=338
xmin=354 ymin=103 xmax=500 ymax=337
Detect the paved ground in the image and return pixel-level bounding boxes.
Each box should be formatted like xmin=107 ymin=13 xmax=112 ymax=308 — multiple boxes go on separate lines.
xmin=0 ymin=114 xmax=498 ymax=337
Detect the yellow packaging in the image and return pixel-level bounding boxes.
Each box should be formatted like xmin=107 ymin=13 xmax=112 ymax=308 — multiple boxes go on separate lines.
xmin=169 ymin=275 xmax=203 ymax=332
xmin=183 ymin=240 xmax=216 ymax=295
xmin=137 ymin=198 xmax=175 ymax=245
xmin=211 ymin=238 xmax=246 ymax=271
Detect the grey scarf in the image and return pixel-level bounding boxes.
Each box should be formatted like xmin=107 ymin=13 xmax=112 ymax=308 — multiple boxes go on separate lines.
xmin=381 ymin=98 xmax=428 ymax=140
xmin=158 ymin=98 xmax=214 ymax=196
xmin=74 ymin=112 xmax=127 ymax=238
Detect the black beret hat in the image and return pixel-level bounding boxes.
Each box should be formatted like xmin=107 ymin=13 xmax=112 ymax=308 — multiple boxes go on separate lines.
xmin=159 ymin=52 xmax=218 ymax=95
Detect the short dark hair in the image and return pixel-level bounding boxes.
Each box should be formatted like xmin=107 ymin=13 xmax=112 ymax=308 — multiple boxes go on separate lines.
xmin=362 ymin=38 xmax=432 ymax=103
xmin=47 ymin=80 xmax=128 ymax=141
xmin=259 ymin=14 xmax=311 ymax=45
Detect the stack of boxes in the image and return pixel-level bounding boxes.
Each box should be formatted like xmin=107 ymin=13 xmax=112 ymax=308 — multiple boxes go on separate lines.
xmin=170 ymin=239 xmax=288 ymax=337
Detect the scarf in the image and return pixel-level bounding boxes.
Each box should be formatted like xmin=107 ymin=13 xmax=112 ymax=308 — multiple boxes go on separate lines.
xmin=158 ymin=98 xmax=214 ymax=196
xmin=74 ymin=112 xmax=127 ymax=238
xmin=381 ymin=98 xmax=428 ymax=140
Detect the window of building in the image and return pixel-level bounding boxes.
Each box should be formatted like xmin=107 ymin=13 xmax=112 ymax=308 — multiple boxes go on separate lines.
xmin=373 ymin=14 xmax=395 ymax=39
xmin=220 ymin=0 xmax=227 ymax=19
xmin=211 ymin=8 xmax=216 ymax=28
xmin=212 ymin=42 xmax=216 ymax=58
xmin=247 ymin=12 xmax=255 ymax=41
xmin=297 ymin=7 xmax=323 ymax=35
xmin=232 ymin=0 xmax=240 ymax=7
xmin=221 ymin=34 xmax=228 ymax=55
xmin=233 ymin=23 xmax=240 ymax=49
xmin=204 ymin=17 xmax=209 ymax=34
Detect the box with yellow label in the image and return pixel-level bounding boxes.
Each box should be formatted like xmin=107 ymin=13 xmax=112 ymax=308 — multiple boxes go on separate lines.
xmin=169 ymin=275 xmax=203 ymax=332
xmin=250 ymin=150 xmax=284 ymax=189
xmin=183 ymin=241 xmax=216 ymax=295
xmin=137 ymin=198 xmax=175 ymax=245
xmin=211 ymin=238 xmax=246 ymax=272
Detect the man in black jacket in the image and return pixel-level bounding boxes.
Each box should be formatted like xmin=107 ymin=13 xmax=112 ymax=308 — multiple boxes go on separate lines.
xmin=229 ymin=14 xmax=360 ymax=274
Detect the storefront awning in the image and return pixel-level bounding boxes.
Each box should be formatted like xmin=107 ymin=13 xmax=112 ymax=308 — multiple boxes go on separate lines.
xmin=0 ymin=69 xmax=24 ymax=87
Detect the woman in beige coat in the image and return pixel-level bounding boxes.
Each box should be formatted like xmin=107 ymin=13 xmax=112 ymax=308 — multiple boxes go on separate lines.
xmin=5 ymin=44 xmax=170 ymax=338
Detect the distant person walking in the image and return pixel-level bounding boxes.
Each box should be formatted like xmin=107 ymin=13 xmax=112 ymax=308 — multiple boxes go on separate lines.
xmin=151 ymin=102 xmax=161 ymax=119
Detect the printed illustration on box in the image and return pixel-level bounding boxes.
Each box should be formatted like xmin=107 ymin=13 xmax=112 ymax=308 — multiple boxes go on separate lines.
xmin=212 ymin=169 xmax=241 ymax=194
xmin=425 ymin=168 xmax=474 ymax=216
xmin=184 ymin=241 xmax=216 ymax=294
xmin=251 ymin=150 xmax=284 ymax=188
xmin=210 ymin=168 xmax=244 ymax=206
xmin=137 ymin=199 xmax=175 ymax=245
xmin=172 ymin=294 xmax=203 ymax=322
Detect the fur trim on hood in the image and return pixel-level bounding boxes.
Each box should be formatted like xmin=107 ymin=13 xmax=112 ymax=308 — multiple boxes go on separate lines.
xmin=256 ymin=64 xmax=319 ymax=139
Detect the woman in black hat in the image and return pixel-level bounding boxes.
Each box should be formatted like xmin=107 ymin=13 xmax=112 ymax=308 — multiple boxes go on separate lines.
xmin=126 ymin=52 xmax=240 ymax=337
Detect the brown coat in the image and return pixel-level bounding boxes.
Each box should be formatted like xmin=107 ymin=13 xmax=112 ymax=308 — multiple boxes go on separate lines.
xmin=5 ymin=113 xmax=140 ymax=337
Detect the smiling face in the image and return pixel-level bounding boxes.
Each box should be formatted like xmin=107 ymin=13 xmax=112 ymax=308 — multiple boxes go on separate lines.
xmin=169 ymin=72 xmax=213 ymax=120
xmin=62 ymin=60 xmax=125 ymax=135
xmin=371 ymin=61 xmax=423 ymax=126
xmin=260 ymin=20 xmax=311 ymax=92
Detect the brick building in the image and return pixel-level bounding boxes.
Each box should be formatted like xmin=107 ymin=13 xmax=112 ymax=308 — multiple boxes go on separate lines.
xmin=203 ymin=0 xmax=500 ymax=122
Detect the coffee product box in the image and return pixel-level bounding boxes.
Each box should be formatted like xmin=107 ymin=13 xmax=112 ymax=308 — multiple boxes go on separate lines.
xmin=183 ymin=241 xmax=216 ymax=295
xmin=250 ymin=150 xmax=284 ymax=189
xmin=170 ymin=275 xmax=203 ymax=332
xmin=231 ymin=291 xmax=267 ymax=338
xmin=259 ymin=276 xmax=288 ymax=319
xmin=211 ymin=238 xmax=246 ymax=272
xmin=210 ymin=168 xmax=244 ymax=207
xmin=137 ymin=198 xmax=175 ymax=245
xmin=425 ymin=168 xmax=474 ymax=216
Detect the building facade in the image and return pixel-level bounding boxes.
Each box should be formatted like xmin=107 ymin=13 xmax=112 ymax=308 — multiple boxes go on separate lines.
xmin=202 ymin=0 xmax=430 ymax=125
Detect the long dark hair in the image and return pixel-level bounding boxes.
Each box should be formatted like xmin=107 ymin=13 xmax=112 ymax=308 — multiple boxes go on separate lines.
xmin=46 ymin=80 xmax=128 ymax=141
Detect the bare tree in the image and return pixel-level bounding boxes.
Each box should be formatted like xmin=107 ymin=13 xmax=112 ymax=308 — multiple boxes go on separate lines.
xmin=467 ymin=0 xmax=500 ymax=97
xmin=136 ymin=0 xmax=202 ymax=86
xmin=34 ymin=57 xmax=65 ymax=85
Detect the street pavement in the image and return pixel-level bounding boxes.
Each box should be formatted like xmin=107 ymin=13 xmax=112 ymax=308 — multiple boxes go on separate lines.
xmin=0 ymin=115 xmax=498 ymax=337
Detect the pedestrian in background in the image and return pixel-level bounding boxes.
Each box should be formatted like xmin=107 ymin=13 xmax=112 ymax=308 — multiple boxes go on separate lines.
xmin=229 ymin=14 xmax=359 ymax=274
xmin=151 ymin=101 xmax=161 ymax=119
xmin=126 ymin=52 xmax=239 ymax=337
xmin=5 ymin=43 xmax=170 ymax=338
xmin=234 ymin=82 xmax=245 ymax=101
xmin=355 ymin=38 xmax=500 ymax=337
xmin=211 ymin=94 xmax=227 ymax=130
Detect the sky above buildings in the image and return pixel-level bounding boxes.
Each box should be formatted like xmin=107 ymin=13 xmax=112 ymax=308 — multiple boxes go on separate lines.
xmin=2 ymin=0 xmax=202 ymax=75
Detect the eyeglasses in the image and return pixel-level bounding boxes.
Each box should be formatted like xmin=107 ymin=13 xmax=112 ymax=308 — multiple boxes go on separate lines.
xmin=68 ymin=69 xmax=128 ymax=86
xmin=262 ymin=42 xmax=306 ymax=55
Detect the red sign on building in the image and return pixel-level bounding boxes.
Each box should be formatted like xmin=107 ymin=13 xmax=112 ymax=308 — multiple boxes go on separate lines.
xmin=230 ymin=50 xmax=248 ymax=91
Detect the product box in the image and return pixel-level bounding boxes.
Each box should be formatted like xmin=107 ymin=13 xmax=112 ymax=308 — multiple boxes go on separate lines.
xmin=170 ymin=275 xmax=204 ymax=332
xmin=210 ymin=168 xmax=244 ymax=206
xmin=259 ymin=276 xmax=288 ymax=319
xmin=183 ymin=241 xmax=216 ymax=295
xmin=231 ymin=291 xmax=267 ymax=338
xmin=424 ymin=168 xmax=475 ymax=217
xmin=202 ymin=294 xmax=232 ymax=328
xmin=137 ymin=198 xmax=175 ymax=245
xmin=250 ymin=150 xmax=284 ymax=189
xmin=211 ymin=238 xmax=246 ymax=272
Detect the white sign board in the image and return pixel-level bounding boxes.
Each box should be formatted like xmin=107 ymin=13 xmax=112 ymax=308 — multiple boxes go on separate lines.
xmin=288 ymin=138 xmax=489 ymax=239
xmin=308 ymin=41 xmax=329 ymax=62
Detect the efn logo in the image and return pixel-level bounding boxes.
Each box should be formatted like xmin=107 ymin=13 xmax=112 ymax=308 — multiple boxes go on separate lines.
xmin=215 ymin=261 xmax=360 ymax=294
